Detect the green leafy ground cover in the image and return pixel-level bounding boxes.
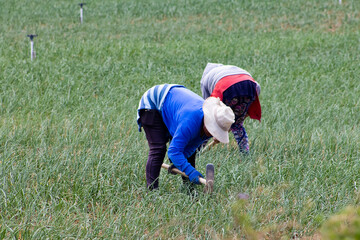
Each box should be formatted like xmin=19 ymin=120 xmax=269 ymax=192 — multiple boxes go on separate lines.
xmin=0 ymin=0 xmax=359 ymax=239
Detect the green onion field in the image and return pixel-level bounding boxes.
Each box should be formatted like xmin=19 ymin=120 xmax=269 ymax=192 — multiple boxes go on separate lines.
xmin=0 ymin=0 xmax=359 ymax=239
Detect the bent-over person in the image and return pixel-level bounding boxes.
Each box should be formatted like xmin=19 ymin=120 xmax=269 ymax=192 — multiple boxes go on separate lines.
xmin=200 ymin=63 xmax=262 ymax=153
xmin=137 ymin=84 xmax=234 ymax=191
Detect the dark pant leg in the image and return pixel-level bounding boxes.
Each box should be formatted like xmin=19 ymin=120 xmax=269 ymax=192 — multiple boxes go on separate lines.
xmin=140 ymin=109 xmax=169 ymax=190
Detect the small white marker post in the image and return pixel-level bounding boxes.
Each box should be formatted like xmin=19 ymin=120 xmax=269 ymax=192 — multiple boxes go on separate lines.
xmin=79 ymin=3 xmax=86 ymax=24
xmin=27 ymin=34 xmax=37 ymax=60
xmin=339 ymin=0 xmax=342 ymax=4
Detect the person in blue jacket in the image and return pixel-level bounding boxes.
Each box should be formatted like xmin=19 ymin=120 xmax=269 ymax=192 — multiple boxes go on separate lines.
xmin=137 ymin=84 xmax=235 ymax=190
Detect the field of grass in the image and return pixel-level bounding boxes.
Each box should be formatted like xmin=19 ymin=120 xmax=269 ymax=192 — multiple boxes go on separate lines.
xmin=1 ymin=0 xmax=359 ymax=239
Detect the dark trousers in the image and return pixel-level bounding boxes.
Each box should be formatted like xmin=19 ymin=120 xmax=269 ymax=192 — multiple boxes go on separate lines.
xmin=139 ymin=109 xmax=196 ymax=190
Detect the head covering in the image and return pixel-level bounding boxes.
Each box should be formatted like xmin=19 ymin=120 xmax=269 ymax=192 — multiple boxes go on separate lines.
xmin=247 ymin=83 xmax=261 ymax=121
xmin=222 ymin=80 xmax=262 ymax=121
xmin=203 ymin=97 xmax=235 ymax=143
xmin=247 ymin=95 xmax=261 ymax=121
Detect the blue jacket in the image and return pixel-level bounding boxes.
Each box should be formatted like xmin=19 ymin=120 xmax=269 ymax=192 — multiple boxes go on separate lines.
xmin=137 ymin=85 xmax=209 ymax=176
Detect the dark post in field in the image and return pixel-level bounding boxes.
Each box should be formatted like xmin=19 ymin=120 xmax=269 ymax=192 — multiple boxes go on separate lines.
xmin=79 ymin=3 xmax=86 ymax=23
xmin=27 ymin=34 xmax=37 ymax=60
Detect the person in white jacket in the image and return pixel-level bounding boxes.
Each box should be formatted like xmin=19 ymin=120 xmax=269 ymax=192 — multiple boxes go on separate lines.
xmin=200 ymin=63 xmax=261 ymax=153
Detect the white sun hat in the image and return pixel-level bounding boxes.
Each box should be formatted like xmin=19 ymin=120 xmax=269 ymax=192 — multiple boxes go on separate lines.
xmin=203 ymin=97 xmax=235 ymax=143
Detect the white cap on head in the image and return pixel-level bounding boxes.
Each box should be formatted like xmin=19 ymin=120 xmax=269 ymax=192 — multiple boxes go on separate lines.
xmin=203 ymin=97 xmax=235 ymax=143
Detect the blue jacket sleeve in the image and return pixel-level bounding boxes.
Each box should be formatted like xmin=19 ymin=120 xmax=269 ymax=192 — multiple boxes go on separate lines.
xmin=167 ymin=122 xmax=198 ymax=177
